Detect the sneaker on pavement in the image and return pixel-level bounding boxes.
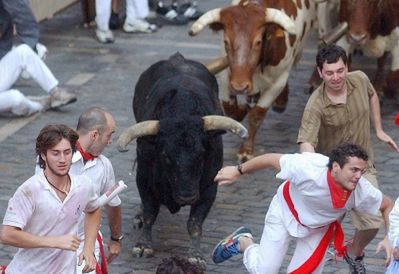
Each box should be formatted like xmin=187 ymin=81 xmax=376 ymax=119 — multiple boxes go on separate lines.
xmin=156 ymin=1 xmax=189 ymax=25
xmin=95 ymin=29 xmax=115 ymax=44
xmin=344 ymin=252 xmax=366 ymax=274
xmin=212 ymin=226 xmax=253 ymax=264
xmin=123 ymin=19 xmax=157 ymax=33
xmin=50 ymin=88 xmax=77 ymax=108
xmin=176 ymin=2 xmax=203 ymax=20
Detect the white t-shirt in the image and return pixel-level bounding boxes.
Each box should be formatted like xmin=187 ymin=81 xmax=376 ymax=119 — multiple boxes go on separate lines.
xmin=3 ymin=169 xmax=99 ymax=274
xmin=275 ymin=152 xmax=382 ymax=236
xmin=69 ymin=151 xmax=121 ymax=256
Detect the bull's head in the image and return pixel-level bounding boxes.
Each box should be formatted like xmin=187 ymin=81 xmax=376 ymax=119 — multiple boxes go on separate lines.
xmin=189 ymin=2 xmax=296 ymax=95
xmin=117 ymin=116 xmax=247 ymax=205
xmin=340 ymin=0 xmax=382 ymax=45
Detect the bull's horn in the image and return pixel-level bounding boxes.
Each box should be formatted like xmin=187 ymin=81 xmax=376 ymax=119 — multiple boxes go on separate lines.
xmin=265 ymin=8 xmax=297 ymax=35
xmin=117 ymin=120 xmax=160 ymax=152
xmin=203 ymin=115 xmax=248 ymax=139
xmin=205 ymin=56 xmax=229 ymax=74
xmin=189 ymin=8 xmax=221 ymax=36
xmin=319 ymin=22 xmax=348 ymax=46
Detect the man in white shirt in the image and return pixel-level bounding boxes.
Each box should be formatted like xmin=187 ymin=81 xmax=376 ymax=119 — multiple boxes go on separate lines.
xmin=212 ymin=143 xmax=393 ymax=274
xmin=72 ymin=107 xmax=122 ymax=274
xmin=1 ymin=124 xmax=101 ymax=273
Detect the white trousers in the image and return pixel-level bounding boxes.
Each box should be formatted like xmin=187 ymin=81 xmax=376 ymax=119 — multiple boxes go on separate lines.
xmin=0 ymin=89 xmax=42 ymax=116
xmin=95 ymin=0 xmax=150 ymax=30
xmin=0 ymin=44 xmax=58 ymax=116
xmin=243 ymin=196 xmax=329 ymax=274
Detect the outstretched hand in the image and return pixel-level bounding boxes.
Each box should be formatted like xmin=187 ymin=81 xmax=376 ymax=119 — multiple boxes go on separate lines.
xmin=376 ymin=130 xmax=399 ymax=152
xmin=214 ymin=166 xmax=241 ymax=186
xmin=376 ymin=236 xmax=393 ymax=267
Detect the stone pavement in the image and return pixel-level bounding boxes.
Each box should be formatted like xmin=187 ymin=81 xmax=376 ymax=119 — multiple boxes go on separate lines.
xmin=1 ymin=1 xmax=399 ymax=273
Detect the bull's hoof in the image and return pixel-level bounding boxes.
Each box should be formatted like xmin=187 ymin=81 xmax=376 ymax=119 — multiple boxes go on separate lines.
xmin=188 ymin=257 xmax=207 ymax=271
xmin=188 ymin=248 xmax=207 ymax=270
xmin=271 ymin=104 xmax=286 ymax=113
xmin=132 ymin=244 xmax=154 ymax=258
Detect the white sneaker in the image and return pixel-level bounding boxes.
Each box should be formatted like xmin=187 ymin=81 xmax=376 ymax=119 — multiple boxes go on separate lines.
xmin=123 ymin=19 xmax=157 ymax=33
xmin=50 ymin=88 xmax=77 ymax=108
xmin=95 ymin=29 xmax=115 ymax=43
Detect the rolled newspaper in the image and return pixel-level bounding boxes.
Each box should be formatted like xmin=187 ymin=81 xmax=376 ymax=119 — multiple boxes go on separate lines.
xmin=98 ymin=180 xmax=127 ymax=207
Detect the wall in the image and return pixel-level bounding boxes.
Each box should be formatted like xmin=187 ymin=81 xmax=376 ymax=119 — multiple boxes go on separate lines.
xmin=30 ymin=0 xmax=79 ymax=22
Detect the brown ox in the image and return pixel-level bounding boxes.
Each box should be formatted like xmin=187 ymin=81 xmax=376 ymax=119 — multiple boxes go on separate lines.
xmin=310 ymin=0 xmax=399 ymax=98
xmin=189 ymin=0 xmax=316 ymax=161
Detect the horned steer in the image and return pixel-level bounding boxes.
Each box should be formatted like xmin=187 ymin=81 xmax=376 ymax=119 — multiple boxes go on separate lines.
xmin=336 ymin=0 xmax=399 ymax=98
xmin=189 ymin=0 xmax=316 ymax=161
xmin=117 ymin=53 xmax=247 ymax=265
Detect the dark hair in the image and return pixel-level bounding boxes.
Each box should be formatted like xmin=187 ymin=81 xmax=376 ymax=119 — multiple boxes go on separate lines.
xmin=155 ymin=256 xmax=204 ymax=274
xmin=316 ymin=44 xmax=348 ymax=70
xmin=36 ymin=124 xmax=79 ymax=169
xmin=76 ymin=107 xmax=109 ymax=135
xmin=327 ymin=143 xmax=368 ymax=169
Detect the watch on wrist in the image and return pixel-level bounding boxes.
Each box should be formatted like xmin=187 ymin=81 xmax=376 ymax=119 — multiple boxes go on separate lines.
xmin=237 ymin=164 xmax=244 ymax=175
xmin=110 ymin=234 xmax=124 ymax=242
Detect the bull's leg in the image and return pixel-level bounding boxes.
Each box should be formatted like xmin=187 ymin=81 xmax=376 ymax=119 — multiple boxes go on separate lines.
xmin=384 ymin=69 xmax=399 ymax=99
xmin=186 ymin=184 xmax=218 ymax=269
xmin=272 ymin=84 xmax=289 ymax=113
xmin=373 ymin=52 xmax=387 ymax=97
xmin=132 ymin=200 xmax=160 ymax=258
xmin=307 ymin=65 xmax=322 ymax=94
xmin=222 ymin=99 xmax=248 ymax=122
xmin=238 ymin=105 xmax=267 ymax=162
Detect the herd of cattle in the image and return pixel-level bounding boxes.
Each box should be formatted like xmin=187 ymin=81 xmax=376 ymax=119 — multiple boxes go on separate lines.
xmin=116 ymin=0 xmax=399 ymax=266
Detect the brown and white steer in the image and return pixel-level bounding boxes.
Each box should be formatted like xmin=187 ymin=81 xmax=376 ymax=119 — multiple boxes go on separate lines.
xmin=189 ymin=0 xmax=316 ymax=161
xmin=338 ymin=0 xmax=399 ymax=98
xmin=311 ymin=0 xmax=399 ymax=98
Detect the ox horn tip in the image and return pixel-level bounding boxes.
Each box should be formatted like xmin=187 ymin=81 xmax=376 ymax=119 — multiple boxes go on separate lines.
xmin=236 ymin=127 xmax=248 ymax=139
xmin=117 ymin=144 xmax=129 ymax=153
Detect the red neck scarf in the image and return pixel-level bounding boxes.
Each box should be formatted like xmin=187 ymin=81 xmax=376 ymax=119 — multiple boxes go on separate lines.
xmin=327 ymin=169 xmax=352 ymax=209
xmin=76 ymin=141 xmax=95 ymax=161
xmin=395 ymin=112 xmax=399 ymax=126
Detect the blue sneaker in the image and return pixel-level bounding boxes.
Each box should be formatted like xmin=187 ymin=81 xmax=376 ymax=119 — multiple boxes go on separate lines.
xmin=212 ymin=226 xmax=253 ymax=264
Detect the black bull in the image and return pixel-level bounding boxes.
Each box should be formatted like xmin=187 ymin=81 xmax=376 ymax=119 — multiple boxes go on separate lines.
xmin=117 ymin=53 xmax=247 ymax=264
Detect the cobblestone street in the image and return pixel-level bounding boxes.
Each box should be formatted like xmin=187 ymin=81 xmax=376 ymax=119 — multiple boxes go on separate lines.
xmin=0 ymin=1 xmax=398 ymax=273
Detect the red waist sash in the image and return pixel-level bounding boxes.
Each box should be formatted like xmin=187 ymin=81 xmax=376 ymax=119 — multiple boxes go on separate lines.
xmin=282 ymin=181 xmax=346 ymax=274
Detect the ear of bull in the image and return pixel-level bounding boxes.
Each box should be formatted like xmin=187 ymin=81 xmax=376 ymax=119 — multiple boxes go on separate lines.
xmin=117 ymin=120 xmax=160 ymax=152
xmin=265 ymin=8 xmax=297 ymax=35
xmin=203 ymin=115 xmax=248 ymax=139
xmin=189 ymin=8 xmax=221 ymax=36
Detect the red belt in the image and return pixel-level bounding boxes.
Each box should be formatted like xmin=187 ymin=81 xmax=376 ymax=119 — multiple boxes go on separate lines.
xmin=283 ymin=181 xmax=346 ymax=274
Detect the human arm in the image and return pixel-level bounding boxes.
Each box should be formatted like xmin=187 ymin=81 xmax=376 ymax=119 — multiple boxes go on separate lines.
xmin=369 ymin=91 xmax=399 ymax=152
xmin=299 ymin=142 xmax=315 ymax=153
xmin=1 ymin=0 xmax=39 ymax=51
xmin=214 ymin=153 xmax=283 ymax=185
xmin=0 ymin=225 xmax=80 ymax=250
xmin=376 ymin=194 xmax=394 ymax=266
xmin=78 ymin=207 xmax=101 ymax=273
xmin=105 ymin=204 xmax=122 ymax=263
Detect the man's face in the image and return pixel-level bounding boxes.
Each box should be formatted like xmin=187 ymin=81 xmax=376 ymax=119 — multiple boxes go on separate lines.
xmin=317 ymin=58 xmax=348 ymax=93
xmin=41 ymin=138 xmax=73 ymax=177
xmin=89 ymin=114 xmax=116 ymax=157
xmin=332 ymin=156 xmax=367 ymax=191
